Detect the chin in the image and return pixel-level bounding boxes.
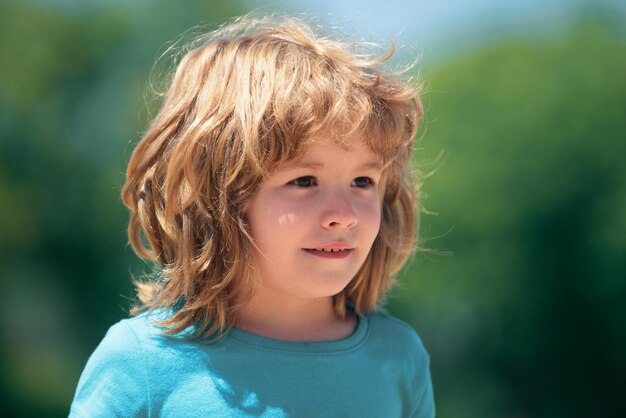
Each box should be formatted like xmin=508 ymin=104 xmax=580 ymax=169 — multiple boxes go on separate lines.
xmin=309 ymin=277 xmax=355 ymax=298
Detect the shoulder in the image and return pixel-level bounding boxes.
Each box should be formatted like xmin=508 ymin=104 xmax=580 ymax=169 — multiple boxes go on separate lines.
xmin=98 ymin=315 xmax=148 ymax=350
xmin=82 ymin=316 xmax=149 ymax=370
xmin=362 ymin=310 xmax=430 ymax=377
xmin=69 ymin=314 xmax=165 ymax=417
xmin=365 ymin=311 xmax=429 ymax=358
xmin=363 ymin=311 xmax=435 ymax=418
xmin=87 ymin=313 xmax=164 ymax=362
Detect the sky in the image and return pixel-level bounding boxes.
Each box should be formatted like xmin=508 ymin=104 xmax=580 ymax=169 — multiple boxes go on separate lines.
xmin=244 ymin=0 xmax=625 ymax=64
xmin=21 ymin=0 xmax=626 ymax=65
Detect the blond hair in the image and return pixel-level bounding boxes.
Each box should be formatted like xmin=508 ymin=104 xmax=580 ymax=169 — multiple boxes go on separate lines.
xmin=121 ymin=14 xmax=423 ymax=338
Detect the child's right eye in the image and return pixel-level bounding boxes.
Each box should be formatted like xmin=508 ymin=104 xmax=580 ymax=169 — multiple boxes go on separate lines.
xmin=288 ymin=176 xmax=317 ymax=187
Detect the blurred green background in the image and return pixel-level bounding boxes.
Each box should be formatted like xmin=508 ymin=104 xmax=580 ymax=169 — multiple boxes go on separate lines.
xmin=0 ymin=0 xmax=624 ymax=417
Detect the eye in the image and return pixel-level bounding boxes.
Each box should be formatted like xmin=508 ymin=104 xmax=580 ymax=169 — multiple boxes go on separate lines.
xmin=351 ymin=177 xmax=375 ymax=188
xmin=288 ymin=176 xmax=317 ymax=187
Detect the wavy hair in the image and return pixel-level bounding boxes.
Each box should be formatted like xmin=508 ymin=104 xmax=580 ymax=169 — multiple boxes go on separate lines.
xmin=121 ymin=14 xmax=423 ymax=338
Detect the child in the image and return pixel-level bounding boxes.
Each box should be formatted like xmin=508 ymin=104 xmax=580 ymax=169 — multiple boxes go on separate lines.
xmin=70 ymin=14 xmax=435 ymax=418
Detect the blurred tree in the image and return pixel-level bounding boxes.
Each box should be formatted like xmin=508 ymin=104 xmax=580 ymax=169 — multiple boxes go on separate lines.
xmin=393 ymin=14 xmax=626 ymax=418
xmin=0 ymin=1 xmax=244 ymax=416
xmin=0 ymin=1 xmax=624 ymax=417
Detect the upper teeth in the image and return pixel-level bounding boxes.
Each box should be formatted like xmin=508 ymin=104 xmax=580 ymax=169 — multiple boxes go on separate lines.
xmin=316 ymin=248 xmax=346 ymax=253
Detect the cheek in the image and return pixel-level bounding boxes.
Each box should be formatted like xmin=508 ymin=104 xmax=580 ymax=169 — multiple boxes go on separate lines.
xmin=358 ymin=199 xmax=382 ymax=238
xmin=248 ymin=195 xmax=309 ymax=242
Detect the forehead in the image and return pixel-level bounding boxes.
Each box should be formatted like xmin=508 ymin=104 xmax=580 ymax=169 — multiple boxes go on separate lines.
xmin=282 ymin=134 xmax=383 ymax=170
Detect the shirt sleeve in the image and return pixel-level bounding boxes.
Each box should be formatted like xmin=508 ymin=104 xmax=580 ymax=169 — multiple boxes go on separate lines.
xmin=412 ymin=360 xmax=435 ymax=418
xmin=69 ymin=320 xmax=149 ymax=418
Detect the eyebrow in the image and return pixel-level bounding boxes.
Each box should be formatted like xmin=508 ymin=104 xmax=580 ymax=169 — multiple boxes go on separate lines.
xmin=283 ymin=160 xmax=384 ymax=171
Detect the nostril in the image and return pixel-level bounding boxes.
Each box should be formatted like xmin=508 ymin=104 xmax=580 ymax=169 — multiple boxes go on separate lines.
xmin=324 ymin=215 xmax=357 ymax=229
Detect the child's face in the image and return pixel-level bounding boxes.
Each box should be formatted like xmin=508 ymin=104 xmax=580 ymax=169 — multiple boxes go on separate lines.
xmin=246 ymin=134 xmax=383 ymax=305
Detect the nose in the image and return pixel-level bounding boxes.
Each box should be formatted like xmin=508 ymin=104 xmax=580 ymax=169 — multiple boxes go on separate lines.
xmin=320 ymin=191 xmax=358 ymax=229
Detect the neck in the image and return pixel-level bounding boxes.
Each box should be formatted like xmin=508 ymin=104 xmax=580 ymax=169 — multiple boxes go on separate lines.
xmin=236 ymin=296 xmax=356 ymax=342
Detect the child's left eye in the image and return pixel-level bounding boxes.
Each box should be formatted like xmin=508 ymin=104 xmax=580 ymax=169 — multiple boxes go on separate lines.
xmin=351 ymin=177 xmax=375 ymax=188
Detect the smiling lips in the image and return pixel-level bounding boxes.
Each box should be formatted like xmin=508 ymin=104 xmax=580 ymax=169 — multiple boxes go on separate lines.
xmin=313 ymin=248 xmax=348 ymax=253
xmin=303 ymin=247 xmax=353 ymax=259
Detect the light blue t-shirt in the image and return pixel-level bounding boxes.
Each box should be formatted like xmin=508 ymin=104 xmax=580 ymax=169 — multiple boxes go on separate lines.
xmin=70 ymin=311 xmax=435 ymax=417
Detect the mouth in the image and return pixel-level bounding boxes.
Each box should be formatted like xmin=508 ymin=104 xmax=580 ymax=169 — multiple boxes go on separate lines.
xmin=303 ymin=247 xmax=353 ymax=258
xmin=311 ymin=248 xmax=350 ymax=253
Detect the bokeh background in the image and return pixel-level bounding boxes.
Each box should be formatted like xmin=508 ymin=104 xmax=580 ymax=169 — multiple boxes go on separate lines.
xmin=0 ymin=0 xmax=624 ymax=417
